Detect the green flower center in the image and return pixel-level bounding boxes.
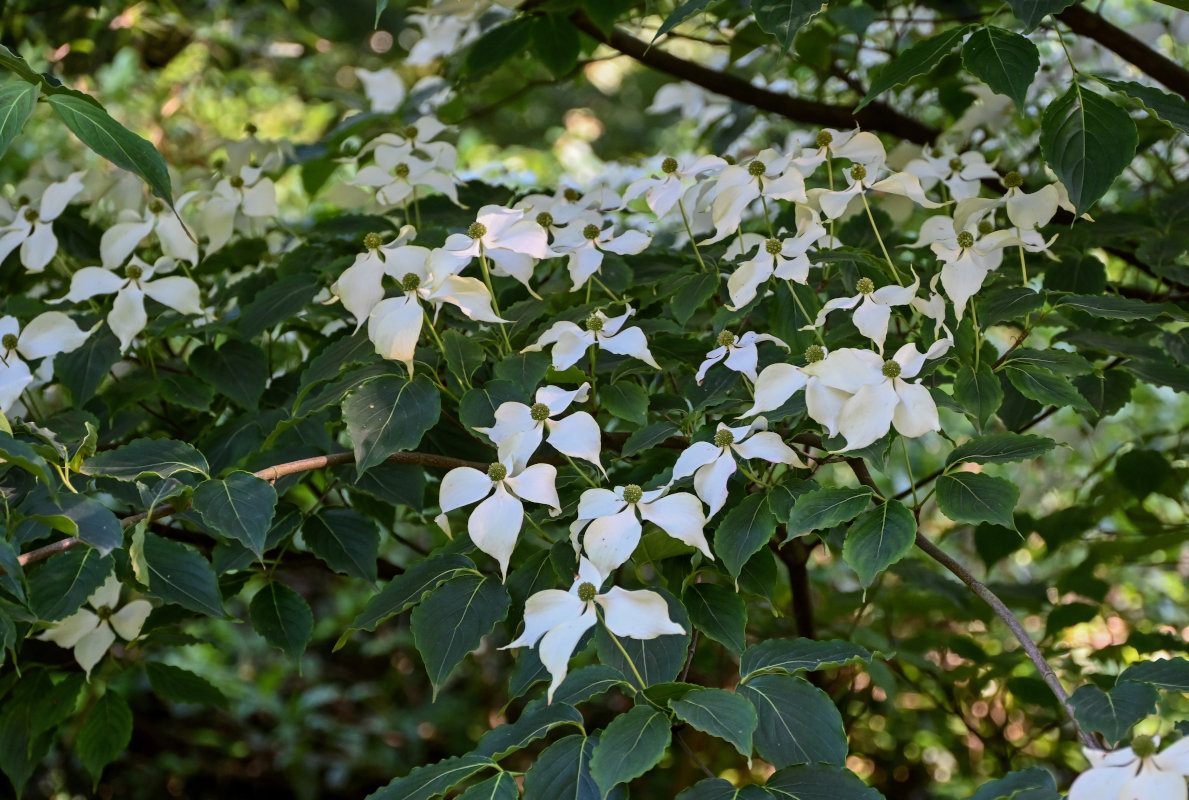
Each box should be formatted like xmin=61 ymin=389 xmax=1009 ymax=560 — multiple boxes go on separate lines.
xmin=722 ymin=155 xmax=737 ymax=166
xmin=815 ymin=130 xmax=833 ymax=148
xmin=622 ymin=484 xmax=643 ymax=504
xmin=956 ymin=231 xmax=975 ymax=249
xmin=748 ymin=160 xmax=767 ymax=177
xmin=487 ymin=463 xmax=507 ymax=481
xmin=881 ymin=359 xmax=901 ymax=379
xmin=948 ymin=157 xmax=963 ymax=172
xmin=404 ymin=124 xmax=419 ymax=139
xmin=577 ymin=582 xmax=597 ymax=602
xmin=564 ymin=188 xmax=581 ymax=202
xmin=394 ymin=163 xmax=410 ymax=178
xmin=804 ymin=344 xmax=825 ymax=363
xmin=717 ymin=330 xmax=736 ymax=348
xmin=536 ymin=212 xmax=553 ymax=228
xmin=977 ymin=220 xmax=994 ymax=236
xmin=584 ymin=314 xmax=604 ymax=332
xmin=1003 ymin=171 xmax=1023 ymax=188
xmin=714 ymin=429 xmax=735 ymax=448
xmin=229 ymin=175 xmax=245 ymax=189
xmin=856 ymin=277 xmax=875 ymax=294
xmin=244 ymin=122 xmax=258 ymax=135
xmin=583 ymin=224 xmax=600 ymax=240
xmin=23 ymin=208 xmax=37 ymax=222
xmin=1 ymin=333 xmax=18 ymax=351
xmin=467 ymin=222 xmax=487 ymax=239
xmin=661 ymin=157 xmax=679 ymax=174
xmin=850 ymin=164 xmax=867 ymax=181
xmin=401 ymin=272 xmax=421 ymax=292
xmin=148 ymin=199 xmax=164 ymax=214
xmin=363 ymin=232 xmax=383 ymax=250
xmin=529 ymin=402 xmax=550 ymax=422
xmin=125 ymin=264 xmax=144 ymax=281
xmin=1131 ymin=735 xmax=1157 ymax=759
xmin=765 ymin=237 xmax=782 ymax=255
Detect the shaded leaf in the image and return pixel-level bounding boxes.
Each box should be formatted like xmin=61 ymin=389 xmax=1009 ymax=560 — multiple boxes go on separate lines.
xmin=856 ymin=25 xmax=973 ymax=112
xmin=475 ymin=702 xmax=584 ymax=759
xmin=145 ymin=662 xmax=228 ymax=707
xmin=737 ymin=674 xmax=847 ymax=768
xmin=670 ymin=688 xmax=757 ymax=759
xmin=753 ymin=0 xmax=830 ymax=52
xmin=842 ymin=500 xmax=917 ymax=587
xmin=741 ymin=638 xmax=874 ymax=680
xmin=1069 ymin=681 xmax=1158 ymax=746
xmin=76 ymin=691 xmax=132 ymax=789
xmin=411 ymin=572 xmax=509 ymax=696
xmin=81 ymin=438 xmax=209 ymax=481
xmin=716 ymin=492 xmax=778 ymax=579
xmin=249 ymin=581 xmax=314 ymax=662
xmin=142 ymin=534 xmax=224 ymax=617
xmin=192 ymin=472 xmax=277 ymax=558
xmin=1040 ymin=83 xmax=1138 ymax=215
xmin=0 ymin=82 xmax=38 ymax=159
xmin=683 ymin=582 xmax=747 ymax=655
xmin=303 ymin=509 xmax=379 ymax=582
xmin=785 ymin=486 xmax=872 ymax=540
xmin=936 ymin=472 xmax=1019 ymax=529
xmin=961 ymin=27 xmax=1038 ymax=111
xmin=344 ymin=375 xmax=441 ymax=475
xmin=946 ymin=433 xmax=1056 ymax=467
xmin=589 ymin=706 xmax=671 ymax=797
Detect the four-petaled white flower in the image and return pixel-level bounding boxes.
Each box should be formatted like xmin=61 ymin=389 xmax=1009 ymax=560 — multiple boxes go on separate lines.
xmin=523 ymin=307 xmax=660 ymax=370
xmin=1069 ymin=735 xmax=1189 ymax=800
xmin=569 ymin=484 xmax=712 ymax=576
xmin=551 ymin=220 xmax=651 ymax=291
xmin=809 ymin=274 xmax=919 ymax=354
xmin=476 ymin=383 xmax=604 ymax=474
xmin=200 ymin=166 xmax=278 ymax=252
xmin=0 ymin=172 xmax=85 ymax=272
xmin=38 ymin=574 xmax=153 ymax=678
xmin=352 ymin=141 xmax=459 ymax=207
xmin=671 ymin=417 xmax=805 ymax=518
xmin=438 ymin=460 xmax=560 ymax=580
xmin=502 ymin=556 xmax=685 ymax=703
xmin=705 ymin=149 xmax=807 ymax=244
xmin=621 ymin=154 xmax=726 ymax=219
xmin=332 ymin=226 xmax=418 ymax=326
xmin=437 ymin=205 xmax=549 ymax=294
xmin=814 ymin=161 xmax=943 ymax=221
xmin=100 ymin=194 xmax=199 ymax=269
xmin=696 ymin=330 xmax=789 ymax=384
xmin=726 ymin=214 xmax=831 ymax=309
xmin=0 ymin=311 xmax=93 ymax=408
xmin=355 ymin=66 xmax=405 ymax=113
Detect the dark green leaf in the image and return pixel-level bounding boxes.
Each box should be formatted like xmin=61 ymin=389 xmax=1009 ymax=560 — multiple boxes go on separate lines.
xmin=976 ymin=287 xmax=1044 ymax=327
xmin=142 ymin=534 xmax=224 ymax=617
xmin=303 ymin=509 xmax=379 ymax=582
xmin=842 ymin=500 xmax=917 ymax=587
xmin=855 ymin=25 xmax=973 ymax=112
xmin=0 ymin=431 xmax=53 ymax=485
xmin=0 ymin=82 xmax=38 ymax=159
xmin=188 ymin=340 xmax=268 ymax=409
xmin=249 ymin=581 xmax=314 ymax=662
xmin=457 ymin=773 xmax=519 ymax=800
xmin=1056 ymin=294 xmax=1183 ymax=321
xmin=530 ymin=14 xmax=580 ymax=78
xmin=76 ymin=691 xmax=132 ymax=788
xmin=670 ymin=688 xmax=757 ymax=759
xmin=466 ymin=17 xmax=533 ymax=76
xmin=620 ymin=421 xmax=680 ymax=458
xmin=36 ymin=494 xmax=122 ymax=556
xmin=936 ymin=472 xmax=1019 ymax=529
xmin=1040 ymin=83 xmax=1138 ymax=215
xmin=411 ymin=572 xmax=509 ymax=695
xmin=1044 ymin=602 xmax=1098 ymax=639
xmin=753 ymin=0 xmax=830 ymax=52
xmin=145 ymin=662 xmax=228 ymax=707
xmin=237 ymin=274 xmax=321 ymax=338
xmin=785 ymin=486 xmax=872 ymax=540
xmin=1120 ymin=657 xmax=1189 ymax=691
xmin=953 ymin=364 xmax=1003 ymax=429
xmin=1002 ymin=348 xmax=1093 ymax=376
xmin=344 ymin=375 xmax=441 ymax=475
xmin=476 ymin=702 xmax=584 ymax=758
xmin=1069 ymin=681 xmax=1158 ymax=746
xmin=460 ymin=380 xmax=522 ymax=431
xmin=1125 ymin=359 xmax=1189 ymax=394
xmin=441 ymin=329 xmax=486 ymax=386
xmin=344 ymin=554 xmax=474 ymax=636
xmin=600 ymin=381 xmax=649 ymax=425
xmin=961 ymin=26 xmax=1038 ymax=111
xmin=54 ymin=328 xmax=120 ymax=403
xmin=1005 ymin=0 xmax=1077 ymax=31
xmin=683 ymin=582 xmax=747 ymax=655
xmin=969 ymin=767 xmax=1060 ymax=800
xmin=716 ymin=492 xmax=778 ymax=579
xmin=737 ymin=674 xmax=847 ymax=768
xmin=1099 ymin=77 xmax=1189 ymax=134
xmin=366 ymin=754 xmax=495 ymax=800
xmin=81 ymin=437 xmax=209 ymax=481
xmin=552 ymin=665 xmax=627 ymax=706
xmin=522 ymin=734 xmax=608 ymax=800
xmin=740 ymin=638 xmax=874 ymax=680
xmin=29 ymin=547 xmax=111 ymax=621
xmin=1003 ymin=363 xmax=1091 ymax=411
xmin=946 ymin=433 xmax=1056 ymax=467
xmin=653 ymin=0 xmax=714 ymax=43
xmin=493 ymin=352 xmax=550 ymax=393
xmin=192 ymin=472 xmax=277 ymax=558
xmin=766 ymin=764 xmax=884 ymax=800
xmin=589 ymin=706 xmax=671 ymax=797
xmin=671 ymin=271 xmax=719 ymax=325
xmin=680 ymin=779 xmax=774 ymax=800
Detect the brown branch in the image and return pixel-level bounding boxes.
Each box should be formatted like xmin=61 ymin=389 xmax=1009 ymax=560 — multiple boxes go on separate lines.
xmin=568 ymin=11 xmax=941 ymax=146
xmin=1057 ymin=5 xmax=1189 ymax=100
xmin=11 ymin=450 xmax=487 ymax=573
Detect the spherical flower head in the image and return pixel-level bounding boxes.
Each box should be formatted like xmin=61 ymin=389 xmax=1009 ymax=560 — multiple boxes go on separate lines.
xmin=229 ymin=175 xmax=245 ymax=189
xmin=717 ymin=330 xmax=736 ymax=348
xmin=564 ymin=188 xmax=581 ymax=202
xmin=404 ymin=124 xmax=419 ymax=139
xmin=529 ymin=402 xmax=550 ymax=422
xmin=949 ymin=156 xmax=963 ymax=172
xmin=394 ymin=162 xmax=410 ymax=178
xmin=747 ymin=160 xmax=767 ymax=177
xmin=401 ymin=272 xmax=421 ymax=292
xmin=24 ymin=208 xmax=38 ymax=222
xmin=125 ymin=263 xmax=144 ymax=281
xmin=956 ymin=231 xmax=975 ymax=249
xmin=815 ymin=130 xmax=833 ymax=148
xmin=622 ymin=484 xmax=643 ymax=504
xmin=1 ymin=333 xmax=17 ymax=352
xmin=1131 ymin=735 xmax=1158 ymax=759
xmin=856 ymin=277 xmax=875 ymax=295
xmin=467 ymin=222 xmax=488 ymax=239
xmin=537 ymin=212 xmax=554 ymax=228
xmin=584 ymin=314 xmax=604 ymax=333
xmin=576 ymin=582 xmax=597 ymax=602
xmin=850 ymin=164 xmax=867 ymax=182
xmin=487 ymin=462 xmax=508 ymax=481
xmin=881 ymin=359 xmax=902 ymax=379
xmin=977 ymin=219 xmax=994 ymax=236
xmin=661 ymin=157 xmax=679 ymax=174
xmin=804 ymin=344 xmax=825 ymax=363
xmin=714 ymin=429 xmax=735 ymax=448
xmin=1003 ymin=170 xmax=1023 ymax=188
xmin=149 ymin=199 xmax=164 ymax=214
xmin=765 ymin=237 xmax=783 ymax=255
xmin=582 ymin=223 xmax=600 ymax=240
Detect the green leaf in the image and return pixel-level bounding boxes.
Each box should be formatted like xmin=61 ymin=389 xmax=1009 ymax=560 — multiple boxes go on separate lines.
xmin=303 ymin=509 xmax=379 ymax=582
xmin=475 ymin=702 xmax=584 ymax=759
xmin=457 ymin=773 xmax=519 ymax=800
xmin=29 ymin=547 xmax=111 ymax=621
xmin=530 ymin=14 xmax=580 ymax=78
xmin=737 ymin=674 xmax=847 ymax=768
xmin=1002 ymin=348 xmax=1093 ymax=376
xmin=1056 ymin=293 xmax=1184 ymax=321
xmin=1069 ymin=681 xmax=1158 ymax=746
xmin=344 ymin=375 xmax=441 ymax=475
xmin=953 ymin=364 xmax=1003 ymax=429
xmin=680 ymin=779 xmax=774 ymax=799
xmin=145 ymin=662 xmax=228 ymax=707
xmin=344 ymin=554 xmax=474 ymax=637
xmin=842 ymin=500 xmax=917 ymax=587
xmin=946 ymin=433 xmax=1057 ymax=467
xmin=0 ymin=82 xmax=38 ymax=159
xmin=249 ymin=581 xmax=314 ymax=662
xmin=54 ymin=328 xmax=120 ymax=403
xmin=620 ymin=421 xmax=680 ymax=458
xmin=752 ymin=0 xmax=830 ymax=52
xmin=192 ymin=472 xmax=277 ymax=559
xmin=0 ymin=43 xmax=49 ymax=85
xmin=766 ymin=764 xmax=884 ymax=800
xmin=1125 ymin=359 xmax=1189 ymax=394
xmin=46 ymin=91 xmax=174 ymax=207
xmin=976 ymin=287 xmax=1045 ymax=327
xmin=0 ymin=430 xmax=53 ymax=484
xmin=1003 ymin=363 xmax=1091 ymax=411
xmin=1099 ymin=77 xmax=1189 ymax=134
xmin=683 ymin=582 xmax=747 ymax=655
xmin=522 ymin=734 xmax=609 ymax=800
xmin=374 ymin=0 xmax=387 ymax=28
xmin=466 ymin=17 xmax=533 ymax=76
xmin=188 ymin=340 xmax=268 ymax=409
xmin=590 ymin=706 xmax=671 ymax=798
xmin=716 ymin=492 xmax=778 ymax=579
xmin=855 ymin=25 xmax=973 ymax=112
xmin=1005 ymin=0 xmax=1077 ymax=31
xmin=29 ymin=494 xmax=122 ymax=556
xmin=600 ymin=381 xmax=649 ymax=425
xmin=671 ymin=271 xmax=719 ymax=325
xmin=411 ymin=572 xmax=509 ymax=696
xmin=460 ymin=380 xmax=523 ymax=431
xmin=740 ymin=638 xmax=874 ymax=680
xmin=936 ymin=472 xmax=1019 ymax=529
xmin=653 ymin=0 xmax=714 ymax=43
xmin=785 ymin=486 xmax=873 ymax=540
xmin=0 ymin=671 xmax=83 ymax=796
xmin=237 ymin=274 xmax=321 ymax=338
xmin=961 ymin=26 xmax=1038 ymax=112
xmin=552 ymin=665 xmax=628 ymax=706
xmin=1120 ymin=657 xmax=1189 ymax=691
xmin=80 ymin=437 xmax=209 ymax=481
xmin=366 ymin=753 xmax=495 ymax=800
xmin=670 ymin=688 xmax=758 ymax=759
xmin=968 ymin=767 xmax=1060 ymax=800
xmin=1040 ymin=83 xmax=1138 ymax=215
xmin=75 ymin=690 xmax=132 ymax=789
xmin=142 ymin=534 xmax=224 ymax=617
xmin=441 ymin=329 xmax=485 ymax=387
xmin=595 ymin=589 xmax=690 ymax=692
xmin=1074 ymin=370 xmax=1134 ymax=423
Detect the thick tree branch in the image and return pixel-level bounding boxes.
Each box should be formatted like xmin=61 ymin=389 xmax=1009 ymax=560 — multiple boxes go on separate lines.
xmin=1057 ymin=5 xmax=1189 ymax=100
xmin=568 ymin=12 xmax=940 ymax=146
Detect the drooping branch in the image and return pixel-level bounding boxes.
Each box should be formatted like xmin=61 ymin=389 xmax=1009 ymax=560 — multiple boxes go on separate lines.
xmin=1057 ymin=4 xmax=1189 ymax=100
xmin=568 ymin=12 xmax=941 ymax=146
xmin=10 ymin=450 xmax=488 ymax=573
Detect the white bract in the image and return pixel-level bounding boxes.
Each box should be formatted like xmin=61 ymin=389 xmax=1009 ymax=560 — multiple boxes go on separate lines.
xmin=704 ymin=149 xmax=807 ymax=244
xmin=671 ymin=418 xmax=804 ymax=518
xmin=569 ymin=484 xmax=711 ymax=576
xmin=38 ymin=574 xmax=152 ymax=678
xmin=352 ymin=140 xmax=459 ymax=206
xmin=200 ymin=166 xmax=278 ymax=252
xmin=814 ymin=162 xmax=943 ymax=221
xmin=902 ymin=147 xmax=999 ymax=201
xmin=332 ymin=226 xmax=418 ymax=325
xmin=502 ymin=556 xmax=684 ymax=702
xmin=438 ymin=460 xmax=560 ymax=580
xmin=437 ymin=205 xmax=549 ymax=293
xmin=552 ymin=221 xmax=651 ymax=291
xmin=355 ymin=66 xmax=405 ymax=113
xmin=726 ymin=213 xmax=831 ymax=309
xmin=621 ymin=154 xmax=726 ymax=219
xmin=1069 ymin=735 xmax=1189 ymax=800
xmin=476 ymin=383 xmax=604 ymax=474
xmin=809 ymin=274 xmax=919 ymax=353
xmin=523 ymin=306 xmax=660 ymax=370
xmin=0 ymin=172 xmax=85 ymax=272
xmin=696 ymin=330 xmax=789 ymax=384
xmin=99 ymin=194 xmax=199 ymax=269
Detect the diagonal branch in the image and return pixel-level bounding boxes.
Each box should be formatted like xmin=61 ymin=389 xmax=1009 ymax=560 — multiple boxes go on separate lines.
xmin=1057 ymin=4 xmax=1189 ymax=100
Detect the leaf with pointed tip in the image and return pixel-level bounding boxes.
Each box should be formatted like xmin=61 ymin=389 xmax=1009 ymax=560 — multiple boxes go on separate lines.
xmin=76 ymin=691 xmax=132 ymax=789
xmin=193 ymin=472 xmax=277 ymax=558
xmin=1056 ymin=294 xmax=1184 ymax=321
xmin=765 ymin=764 xmax=884 ymax=800
xmin=1099 ymin=77 xmax=1189 ymax=134
xmin=842 ymin=500 xmax=917 ymax=587
xmin=737 ymin=674 xmax=847 ymax=768
xmin=753 ymin=0 xmax=829 ymax=52
xmin=475 ymin=702 xmax=584 ymax=759
xmin=188 ymin=340 xmax=268 ymax=410
xmin=590 ymin=707 xmax=671 ymax=798
xmin=961 ymin=26 xmax=1039 ymax=112
xmin=671 ymin=688 xmax=757 ymax=759
xmin=1040 ymin=83 xmax=1137 ymax=215
xmin=249 ymin=581 xmax=313 ymax=662
xmin=523 ymin=734 xmax=618 ymax=800
xmin=1005 ymin=0 xmax=1077 ymax=31
xmin=365 ymin=754 xmax=496 ymax=800
xmin=344 ymin=375 xmax=441 ymax=475
xmin=683 ymin=582 xmax=747 ymax=655
xmin=1069 ymin=681 xmax=1158 ymax=746
xmin=954 ymin=364 xmax=1003 ymax=430
xmin=145 ymin=662 xmax=228 ymax=707
xmin=936 ymin=472 xmax=1019 ymax=529
xmin=411 ymin=572 xmax=509 ymax=695
xmin=1003 ymin=363 xmax=1091 ymax=412
xmin=552 ymin=665 xmax=628 ymax=706
xmin=653 ymin=0 xmax=714 ymax=43
xmin=343 ymin=554 xmax=475 ymax=640
xmin=1120 ymin=657 xmax=1189 ymax=691
xmin=142 ymin=534 xmax=224 ymax=617
xmin=0 ymin=82 xmax=38 ymax=158
xmin=457 ymin=773 xmax=519 ymax=800
xmin=785 ymin=486 xmax=872 ymax=540
xmin=741 ymin=638 xmax=875 ymax=680
xmin=946 ymin=434 xmax=1056 ymax=467
xmin=28 ymin=547 xmax=111 ymax=621
xmin=717 ymin=492 xmax=778 ymax=579
xmin=855 ymin=25 xmax=973 ymax=112
xmin=81 ymin=438 xmax=209 ymax=481
xmin=968 ymin=767 xmax=1060 ymax=800
xmin=303 ymin=508 xmax=379 ymax=582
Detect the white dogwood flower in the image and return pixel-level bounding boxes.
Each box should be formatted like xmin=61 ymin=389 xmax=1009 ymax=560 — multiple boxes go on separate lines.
xmin=436 ymin=205 xmax=548 ymax=293
xmin=438 ymin=460 xmax=560 ymax=580
xmin=552 ymin=220 xmax=650 ymax=291
xmin=814 ymin=162 xmax=943 ymax=220
xmin=726 ymin=214 xmax=831 ymax=309
xmin=352 ymin=141 xmax=459 ymax=206
xmin=621 ymin=154 xmax=726 ymax=219
xmin=902 ymin=147 xmax=999 ymax=201
xmin=523 ymin=306 xmax=660 ymax=370
xmin=569 ymin=484 xmax=711 ymax=577
xmin=696 ymin=330 xmax=789 ymax=384
xmin=704 ymin=149 xmax=807 ymax=244
xmin=476 ymin=383 xmax=603 ymax=474
xmin=0 ymin=172 xmax=85 ymax=272
xmin=502 ymin=556 xmax=684 ymax=702
xmin=100 ymin=194 xmax=199 ymax=269
xmin=355 ymin=66 xmax=405 ymax=113
xmin=332 ymin=226 xmax=418 ymax=326
xmin=38 ymin=574 xmax=153 ymax=678
xmin=1069 ymin=735 xmax=1189 ymax=800
xmin=200 ymin=166 xmax=278 ymax=252
xmin=809 ymin=274 xmax=919 ymax=354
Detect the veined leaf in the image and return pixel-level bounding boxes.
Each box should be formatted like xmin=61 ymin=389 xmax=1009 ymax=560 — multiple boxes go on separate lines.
xmin=842 ymin=500 xmax=917 ymax=587
xmin=753 ymin=0 xmax=829 ymax=53
xmin=961 ymin=26 xmax=1039 ymax=112
xmin=0 ymin=82 xmax=38 ymax=158
xmin=855 ymin=25 xmax=973 ymax=112
xmin=936 ymin=472 xmax=1019 ymax=529
xmin=1040 ymin=82 xmax=1137 ymax=215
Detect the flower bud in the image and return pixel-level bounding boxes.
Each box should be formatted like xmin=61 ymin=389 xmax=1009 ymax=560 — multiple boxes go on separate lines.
xmin=125 ymin=264 xmax=144 ymax=281
xmin=564 ymin=188 xmax=581 ymax=202
xmin=850 ymin=164 xmax=867 ymax=182
xmin=583 ymin=224 xmax=600 ymax=240
xmin=229 ymin=175 xmax=245 ymax=189
xmin=401 ymin=273 xmax=421 ymax=292
xmin=1131 ymin=735 xmax=1157 ymax=759
xmin=748 ymin=160 xmax=767 ymax=177
xmin=1 ymin=334 xmax=17 ymax=351
xmin=977 ymin=220 xmax=993 ymax=236
xmin=717 ymin=330 xmax=736 ymax=348
xmin=394 ymin=163 xmax=410 ymax=178
xmin=584 ymin=314 xmax=604 ymax=332
xmin=536 ymin=212 xmax=553 ymax=228
xmin=815 ymin=130 xmax=833 ymax=148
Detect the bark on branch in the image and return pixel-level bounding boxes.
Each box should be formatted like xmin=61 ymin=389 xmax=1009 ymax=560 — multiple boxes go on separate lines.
xmin=1057 ymin=4 xmax=1189 ymax=100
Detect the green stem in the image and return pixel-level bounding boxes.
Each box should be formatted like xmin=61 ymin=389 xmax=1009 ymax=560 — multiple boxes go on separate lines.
xmin=590 ymin=274 xmax=620 ymax=302
xmin=901 ymin=438 xmax=919 ymax=508
xmin=786 ymin=281 xmax=824 ymax=344
xmin=860 ymin=190 xmax=902 ymax=284
xmin=478 ymin=244 xmax=513 ymax=356
xmin=678 ymin=198 xmax=708 ymax=272
xmin=562 ymin=453 xmax=600 ymax=488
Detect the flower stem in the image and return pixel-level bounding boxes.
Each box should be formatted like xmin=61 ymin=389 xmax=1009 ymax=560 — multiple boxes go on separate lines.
xmin=861 ymin=190 xmax=902 ymax=284
xmin=478 ymin=245 xmax=513 ymax=356
xmin=678 ymin=198 xmax=708 ymax=272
